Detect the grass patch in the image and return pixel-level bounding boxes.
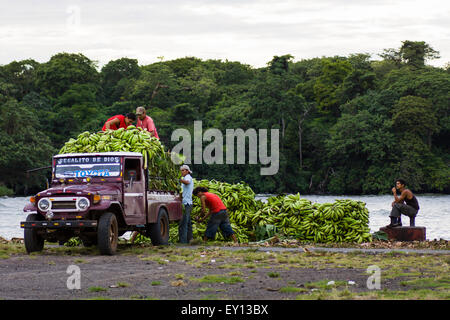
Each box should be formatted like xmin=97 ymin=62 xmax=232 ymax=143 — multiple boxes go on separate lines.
xmin=243 ymin=252 xmax=267 ymax=263
xmin=190 ymin=274 xmax=244 ymax=284
xmin=280 ymin=286 xmax=307 ymax=293
xmin=0 ymin=243 xmax=25 ymax=258
xmin=88 ymin=286 xmax=107 ymax=293
xmin=116 ymin=282 xmax=131 ymax=288
xmin=400 ymin=276 xmax=450 ymax=290
xmin=267 ymin=272 xmax=279 ymax=278
xmin=150 ymin=281 xmax=161 ymax=286
xmin=304 ymin=280 xmax=348 ymax=290
xmin=217 ymin=263 xmax=244 ymax=269
xmin=362 ymin=288 xmax=450 ymax=300
xmin=201 ymin=294 xmax=221 ymax=300
xmin=276 ymin=256 xmax=289 ymax=264
xmin=197 ymin=287 xmax=225 ymax=293
xmin=73 ymin=258 xmax=87 ymax=264
xmin=129 ymin=295 xmax=158 ymax=300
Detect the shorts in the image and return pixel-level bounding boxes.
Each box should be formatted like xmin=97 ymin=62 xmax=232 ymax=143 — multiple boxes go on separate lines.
xmin=205 ymin=210 xmax=235 ymax=239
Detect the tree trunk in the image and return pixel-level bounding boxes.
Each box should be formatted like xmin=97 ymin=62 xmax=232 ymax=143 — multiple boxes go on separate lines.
xmin=427 ymin=132 xmax=432 ymax=149
xmin=298 ymin=120 xmax=303 ymax=168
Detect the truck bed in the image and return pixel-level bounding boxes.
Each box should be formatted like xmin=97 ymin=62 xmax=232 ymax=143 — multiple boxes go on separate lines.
xmin=147 ymin=191 xmax=182 ymax=223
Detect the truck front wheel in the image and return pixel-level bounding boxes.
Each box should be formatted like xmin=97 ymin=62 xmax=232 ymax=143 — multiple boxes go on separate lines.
xmin=24 ymin=214 xmax=44 ymax=254
xmin=148 ymin=208 xmax=169 ymax=245
xmin=97 ymin=212 xmax=118 ymax=255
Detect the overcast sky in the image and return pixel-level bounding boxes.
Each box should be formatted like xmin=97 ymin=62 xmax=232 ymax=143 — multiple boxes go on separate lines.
xmin=0 ymin=0 xmax=449 ymax=69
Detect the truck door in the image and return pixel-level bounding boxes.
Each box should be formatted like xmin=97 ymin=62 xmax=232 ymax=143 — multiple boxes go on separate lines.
xmin=123 ymin=157 xmax=146 ymax=225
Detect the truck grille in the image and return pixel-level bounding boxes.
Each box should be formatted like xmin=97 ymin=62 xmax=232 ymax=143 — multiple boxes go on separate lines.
xmin=51 ymin=201 xmax=77 ymax=210
xmin=38 ymin=196 xmax=90 ymax=213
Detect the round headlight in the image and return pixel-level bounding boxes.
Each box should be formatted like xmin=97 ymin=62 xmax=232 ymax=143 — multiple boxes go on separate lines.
xmin=77 ymin=198 xmax=90 ymax=210
xmin=38 ymin=198 xmax=51 ymax=212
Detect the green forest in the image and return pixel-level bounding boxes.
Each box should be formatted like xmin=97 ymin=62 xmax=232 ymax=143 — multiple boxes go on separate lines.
xmin=0 ymin=40 xmax=449 ymax=196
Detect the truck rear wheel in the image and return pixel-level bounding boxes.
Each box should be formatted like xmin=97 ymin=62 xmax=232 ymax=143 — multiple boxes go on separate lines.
xmin=148 ymin=208 xmax=169 ymax=245
xmin=97 ymin=212 xmax=118 ymax=255
xmin=24 ymin=214 xmax=44 ymax=254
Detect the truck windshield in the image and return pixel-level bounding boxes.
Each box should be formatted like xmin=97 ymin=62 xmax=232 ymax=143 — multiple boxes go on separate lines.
xmin=54 ymin=156 xmax=121 ymax=178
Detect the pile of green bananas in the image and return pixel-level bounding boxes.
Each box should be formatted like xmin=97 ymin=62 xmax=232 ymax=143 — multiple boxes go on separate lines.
xmin=298 ymin=200 xmax=371 ymax=243
xmin=58 ymin=126 xmax=181 ymax=192
xmin=185 ymin=180 xmax=372 ymax=244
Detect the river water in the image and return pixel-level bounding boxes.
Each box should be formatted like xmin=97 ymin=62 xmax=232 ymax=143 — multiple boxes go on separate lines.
xmin=1 ymin=194 xmax=449 ymax=241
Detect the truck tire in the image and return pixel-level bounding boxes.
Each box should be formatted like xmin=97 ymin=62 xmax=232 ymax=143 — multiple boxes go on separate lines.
xmin=148 ymin=208 xmax=169 ymax=245
xmin=24 ymin=214 xmax=44 ymax=254
xmin=97 ymin=212 xmax=118 ymax=255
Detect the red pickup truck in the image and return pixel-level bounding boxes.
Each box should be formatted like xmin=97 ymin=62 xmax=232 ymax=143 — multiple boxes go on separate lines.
xmin=21 ymin=152 xmax=182 ymax=255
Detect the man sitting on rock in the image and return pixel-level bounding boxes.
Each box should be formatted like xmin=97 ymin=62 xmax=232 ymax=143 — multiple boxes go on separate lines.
xmin=387 ymin=179 xmax=420 ymax=228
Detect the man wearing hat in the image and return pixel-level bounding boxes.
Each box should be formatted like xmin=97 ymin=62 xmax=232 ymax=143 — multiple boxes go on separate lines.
xmin=136 ymin=106 xmax=159 ymax=139
xmin=179 ymin=165 xmax=193 ymax=243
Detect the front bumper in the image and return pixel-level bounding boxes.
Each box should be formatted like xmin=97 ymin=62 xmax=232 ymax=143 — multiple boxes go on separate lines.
xmin=20 ymin=220 xmax=98 ymax=229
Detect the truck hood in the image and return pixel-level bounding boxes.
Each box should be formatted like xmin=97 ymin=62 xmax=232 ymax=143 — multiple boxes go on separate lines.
xmin=40 ymin=184 xmax=120 ymax=196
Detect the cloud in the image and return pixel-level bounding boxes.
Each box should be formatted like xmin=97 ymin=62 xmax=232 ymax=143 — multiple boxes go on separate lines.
xmin=0 ymin=0 xmax=449 ymax=68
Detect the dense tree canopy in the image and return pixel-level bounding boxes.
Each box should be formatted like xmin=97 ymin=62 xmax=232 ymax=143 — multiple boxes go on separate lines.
xmin=0 ymin=41 xmax=448 ymax=195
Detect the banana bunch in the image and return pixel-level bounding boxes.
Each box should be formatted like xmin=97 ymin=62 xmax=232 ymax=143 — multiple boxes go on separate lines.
xmin=187 ymin=180 xmax=372 ymax=244
xmin=58 ymin=126 xmax=181 ymax=192
xmin=130 ymin=177 xmax=372 ymax=244
xmin=248 ymin=193 xmax=313 ymax=238
xmin=295 ymin=200 xmax=371 ymax=243
xmin=185 ymin=180 xmax=372 ymax=244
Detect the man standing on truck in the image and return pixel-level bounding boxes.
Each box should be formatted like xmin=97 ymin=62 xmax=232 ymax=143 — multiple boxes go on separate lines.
xmin=102 ymin=113 xmax=136 ymax=131
xmin=193 ymin=187 xmax=238 ymax=243
xmin=136 ymin=106 xmax=159 ymax=139
xmin=178 ymin=165 xmax=193 ymax=244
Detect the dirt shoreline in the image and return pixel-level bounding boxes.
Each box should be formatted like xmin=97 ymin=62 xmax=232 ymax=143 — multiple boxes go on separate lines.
xmin=0 ymin=241 xmax=449 ymax=300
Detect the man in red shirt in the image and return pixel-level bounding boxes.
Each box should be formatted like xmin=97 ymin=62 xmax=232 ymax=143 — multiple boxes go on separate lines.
xmin=193 ymin=187 xmax=238 ymax=243
xmin=136 ymin=106 xmax=159 ymax=139
xmin=102 ymin=113 xmax=136 ymax=131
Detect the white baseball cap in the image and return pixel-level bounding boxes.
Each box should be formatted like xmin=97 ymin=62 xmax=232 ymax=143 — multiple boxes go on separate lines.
xmin=136 ymin=106 xmax=146 ymax=115
xmin=180 ymin=165 xmax=192 ymax=173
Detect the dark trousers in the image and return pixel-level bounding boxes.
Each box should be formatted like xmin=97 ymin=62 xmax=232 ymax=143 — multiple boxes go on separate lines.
xmin=178 ymin=204 xmax=193 ymax=244
xmin=390 ymin=203 xmax=418 ymax=219
xmin=205 ymin=210 xmax=235 ymax=239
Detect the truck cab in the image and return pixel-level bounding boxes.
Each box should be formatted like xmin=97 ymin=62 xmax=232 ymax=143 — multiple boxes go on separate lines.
xmin=21 ymin=152 xmax=182 ymax=255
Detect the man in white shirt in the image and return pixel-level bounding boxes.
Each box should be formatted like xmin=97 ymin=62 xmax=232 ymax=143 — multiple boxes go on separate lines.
xmin=179 ymin=165 xmax=193 ymax=243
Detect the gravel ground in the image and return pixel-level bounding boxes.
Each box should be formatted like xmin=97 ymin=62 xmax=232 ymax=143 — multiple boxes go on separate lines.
xmin=0 ymin=252 xmax=377 ymax=300
xmin=1 ymin=242 xmax=448 ymax=300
